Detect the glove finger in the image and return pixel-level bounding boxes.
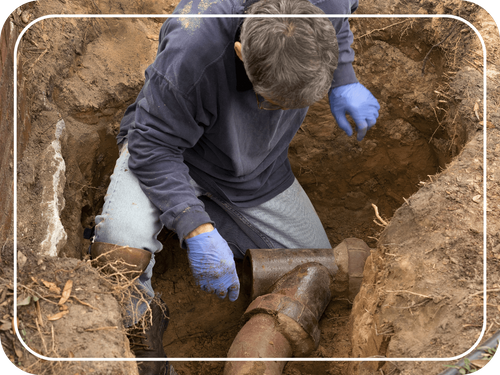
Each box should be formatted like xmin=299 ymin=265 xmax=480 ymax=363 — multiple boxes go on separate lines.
xmin=369 ymin=106 xmax=380 ymax=118
xmin=215 ymin=287 xmax=227 ymax=299
xmin=228 ymin=283 xmax=240 ymax=302
xmin=333 ymin=110 xmax=353 ymax=136
xmin=214 ymin=275 xmax=234 ymax=299
xmin=367 ymin=117 xmax=377 ymax=128
xmin=201 ymin=283 xmax=215 ymax=295
xmin=355 ymin=120 xmax=368 ymax=141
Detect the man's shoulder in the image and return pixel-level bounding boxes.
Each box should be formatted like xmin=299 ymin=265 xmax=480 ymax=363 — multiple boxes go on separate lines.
xmin=173 ymin=0 xmax=244 ymax=16
xmin=165 ymin=0 xmax=243 ymax=39
xmin=151 ymin=1 xmax=243 ymax=96
xmin=310 ymin=0 xmax=357 ymax=14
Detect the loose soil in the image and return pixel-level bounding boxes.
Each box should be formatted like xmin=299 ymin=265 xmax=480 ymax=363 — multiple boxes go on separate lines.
xmin=1 ymin=0 xmax=500 ymax=375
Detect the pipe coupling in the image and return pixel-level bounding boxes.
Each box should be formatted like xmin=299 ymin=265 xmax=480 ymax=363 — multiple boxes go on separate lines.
xmin=242 ymin=262 xmax=332 ymax=357
xmin=332 ymin=238 xmax=371 ymax=300
xmin=243 ymin=293 xmax=319 ymax=357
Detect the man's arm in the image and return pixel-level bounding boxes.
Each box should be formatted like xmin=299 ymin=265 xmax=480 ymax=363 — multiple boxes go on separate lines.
xmin=127 ymin=63 xmax=240 ymax=302
xmin=184 ymin=223 xmax=214 ymax=239
xmin=315 ymin=0 xmax=380 ymax=141
xmin=329 ymin=13 xmax=358 ymax=87
xmin=312 ymin=0 xmax=359 ymax=87
xmin=127 ymin=66 xmax=213 ymax=244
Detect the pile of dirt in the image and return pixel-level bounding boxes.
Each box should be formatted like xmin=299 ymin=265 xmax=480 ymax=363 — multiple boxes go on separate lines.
xmin=1 ymin=0 xmax=499 ymax=374
xmin=1 ymin=252 xmax=139 ymax=375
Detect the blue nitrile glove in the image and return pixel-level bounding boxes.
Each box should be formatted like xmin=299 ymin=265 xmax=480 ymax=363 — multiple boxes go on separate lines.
xmin=329 ymin=83 xmax=380 ymax=141
xmin=185 ymin=228 xmax=240 ymax=302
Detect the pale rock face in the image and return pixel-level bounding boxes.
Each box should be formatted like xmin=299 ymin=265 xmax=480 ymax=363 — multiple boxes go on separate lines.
xmin=40 ymin=119 xmax=67 ymax=257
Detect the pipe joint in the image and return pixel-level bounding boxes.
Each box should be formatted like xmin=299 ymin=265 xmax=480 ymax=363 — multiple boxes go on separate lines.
xmin=241 ymin=262 xmax=332 ymax=357
xmin=243 ymin=293 xmax=320 ymax=357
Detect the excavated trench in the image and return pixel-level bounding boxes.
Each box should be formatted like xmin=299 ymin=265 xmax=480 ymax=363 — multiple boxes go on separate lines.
xmin=58 ymin=17 xmax=466 ymax=372
xmin=8 ymin=2 xmax=497 ymax=374
xmin=60 ymin=17 xmax=461 ymax=256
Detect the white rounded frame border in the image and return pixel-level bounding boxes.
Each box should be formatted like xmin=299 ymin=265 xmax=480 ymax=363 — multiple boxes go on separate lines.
xmin=11 ymin=12 xmax=488 ymax=363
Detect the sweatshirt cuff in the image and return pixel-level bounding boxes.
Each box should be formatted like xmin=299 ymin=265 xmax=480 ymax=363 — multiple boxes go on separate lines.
xmin=163 ymin=206 xmax=213 ymax=248
xmin=331 ymin=63 xmax=358 ymax=88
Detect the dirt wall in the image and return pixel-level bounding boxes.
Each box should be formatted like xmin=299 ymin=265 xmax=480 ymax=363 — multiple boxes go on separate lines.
xmin=347 ymin=1 xmax=500 ymax=374
xmin=0 ymin=11 xmax=18 ymax=250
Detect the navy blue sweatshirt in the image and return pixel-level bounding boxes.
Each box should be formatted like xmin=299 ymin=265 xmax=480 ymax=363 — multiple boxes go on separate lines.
xmin=119 ymin=0 xmax=359 ymax=241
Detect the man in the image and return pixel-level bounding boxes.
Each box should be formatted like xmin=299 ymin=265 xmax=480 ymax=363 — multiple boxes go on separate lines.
xmin=90 ymin=0 xmax=379 ymax=374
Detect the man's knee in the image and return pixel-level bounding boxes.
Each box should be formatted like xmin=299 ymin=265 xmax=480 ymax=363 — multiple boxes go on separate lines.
xmin=94 ymin=214 xmax=163 ymax=252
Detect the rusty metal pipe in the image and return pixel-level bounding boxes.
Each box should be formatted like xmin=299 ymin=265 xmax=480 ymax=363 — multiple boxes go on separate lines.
xmin=225 ymin=239 xmax=371 ymax=375
xmin=241 ymin=248 xmax=338 ymax=301
xmin=223 ymin=314 xmax=292 ymax=375
xmin=241 ymin=239 xmax=371 ymax=301
xmin=225 ymin=262 xmax=332 ymax=375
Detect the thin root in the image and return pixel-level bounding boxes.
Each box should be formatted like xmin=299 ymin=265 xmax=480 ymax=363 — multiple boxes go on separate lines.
xmin=372 ymin=204 xmax=388 ymax=227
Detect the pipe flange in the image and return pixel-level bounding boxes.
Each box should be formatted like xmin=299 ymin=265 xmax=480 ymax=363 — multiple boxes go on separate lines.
xmin=243 ymin=293 xmax=320 ymax=357
xmin=332 ymin=238 xmax=371 ymax=300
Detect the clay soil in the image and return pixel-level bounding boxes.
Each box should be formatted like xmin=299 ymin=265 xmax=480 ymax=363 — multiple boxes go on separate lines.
xmin=1 ymin=0 xmax=500 ymax=375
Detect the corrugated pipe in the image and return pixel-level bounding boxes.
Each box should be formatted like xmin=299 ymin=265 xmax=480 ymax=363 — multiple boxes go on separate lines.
xmin=437 ymin=330 xmax=500 ymax=375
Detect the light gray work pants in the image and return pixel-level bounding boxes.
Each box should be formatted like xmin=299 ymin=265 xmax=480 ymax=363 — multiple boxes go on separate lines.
xmin=94 ymin=143 xmax=331 ymax=321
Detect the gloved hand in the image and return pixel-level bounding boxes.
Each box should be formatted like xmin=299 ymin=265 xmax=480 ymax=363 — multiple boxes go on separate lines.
xmin=329 ymin=83 xmax=380 ymax=141
xmin=185 ymin=228 xmax=240 ymax=302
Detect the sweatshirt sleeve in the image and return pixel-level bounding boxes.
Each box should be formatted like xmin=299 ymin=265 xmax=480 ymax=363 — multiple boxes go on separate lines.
xmin=317 ymin=0 xmax=359 ymax=87
xmin=127 ymin=65 xmax=213 ymax=245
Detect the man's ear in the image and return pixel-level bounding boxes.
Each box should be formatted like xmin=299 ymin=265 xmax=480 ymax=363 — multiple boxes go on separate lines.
xmin=234 ymin=42 xmax=243 ymax=61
